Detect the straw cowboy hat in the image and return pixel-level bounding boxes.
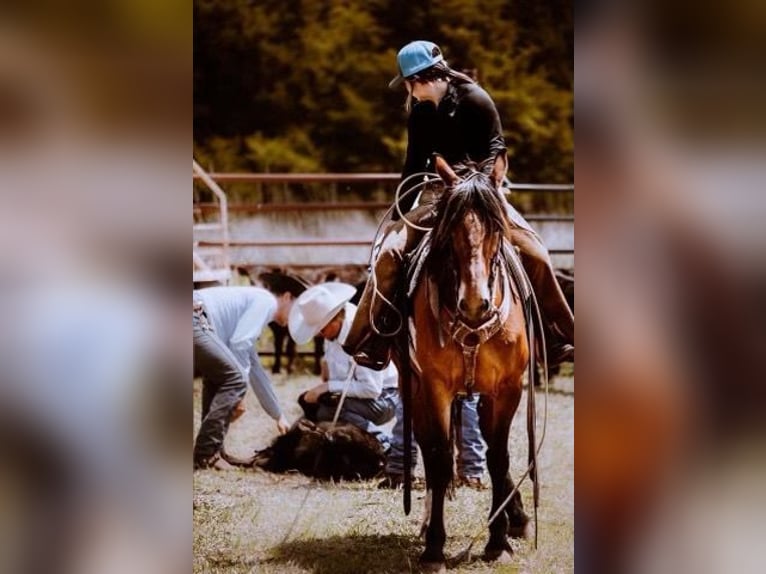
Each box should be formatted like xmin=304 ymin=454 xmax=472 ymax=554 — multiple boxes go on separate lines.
xmin=288 ymin=282 xmax=357 ymax=345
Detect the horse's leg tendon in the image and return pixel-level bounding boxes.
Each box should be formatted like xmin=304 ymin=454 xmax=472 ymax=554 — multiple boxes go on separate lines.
xmin=421 ymin=443 xmax=451 ymax=566
xmin=271 ymin=325 xmax=284 ymax=374
xmin=505 ymin=475 xmax=531 ymax=539
xmin=478 ymin=392 xmax=526 ymax=561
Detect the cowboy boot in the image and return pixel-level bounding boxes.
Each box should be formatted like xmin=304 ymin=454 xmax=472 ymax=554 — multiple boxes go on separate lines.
xmin=194 ymin=451 xmax=236 ymax=471
xmin=539 ymin=319 xmax=574 ymax=368
xmin=507 ymin=226 xmax=574 ymax=368
xmin=519 ymin=250 xmax=574 ymax=367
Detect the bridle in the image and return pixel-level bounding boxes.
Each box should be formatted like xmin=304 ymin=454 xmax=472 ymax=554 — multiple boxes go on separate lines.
xmin=445 ymin=230 xmax=511 ymax=398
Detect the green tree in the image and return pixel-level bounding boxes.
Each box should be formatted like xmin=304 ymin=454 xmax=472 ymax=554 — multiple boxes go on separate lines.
xmin=194 ymin=0 xmax=573 ymax=193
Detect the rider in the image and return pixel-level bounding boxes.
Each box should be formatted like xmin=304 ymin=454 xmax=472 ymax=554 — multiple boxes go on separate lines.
xmin=343 ymin=40 xmax=574 ymax=369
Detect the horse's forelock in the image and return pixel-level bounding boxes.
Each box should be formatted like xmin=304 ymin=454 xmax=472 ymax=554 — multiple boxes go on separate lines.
xmin=426 ymin=173 xmax=508 ymax=293
xmin=431 ymin=174 xmax=508 ymax=255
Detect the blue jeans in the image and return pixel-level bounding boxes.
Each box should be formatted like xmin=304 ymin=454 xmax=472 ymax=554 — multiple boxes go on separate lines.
xmin=386 ymin=394 xmax=486 ymax=478
xmin=385 ymin=394 xmax=419 ymax=475
xmin=455 ymin=395 xmax=486 ymax=478
xmin=193 ymin=310 xmax=248 ymax=462
xmin=305 ymin=387 xmax=398 ymax=451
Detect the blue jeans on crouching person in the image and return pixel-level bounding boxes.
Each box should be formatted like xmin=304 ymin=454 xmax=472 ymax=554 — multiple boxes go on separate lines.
xmin=385 ymin=393 xmax=420 ymax=476
xmin=386 ymin=394 xmax=486 ymax=478
xmin=193 ymin=308 xmax=248 ymax=464
xmin=300 ymin=387 xmax=398 ymax=452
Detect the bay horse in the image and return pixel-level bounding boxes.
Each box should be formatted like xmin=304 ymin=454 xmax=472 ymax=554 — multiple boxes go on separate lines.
xmin=398 ymin=155 xmax=535 ymax=571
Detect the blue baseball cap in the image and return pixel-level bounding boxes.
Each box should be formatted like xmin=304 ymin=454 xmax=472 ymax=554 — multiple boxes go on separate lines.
xmin=388 ymin=40 xmax=444 ymax=89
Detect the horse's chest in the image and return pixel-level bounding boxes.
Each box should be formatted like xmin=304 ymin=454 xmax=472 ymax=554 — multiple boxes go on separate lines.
xmin=418 ymin=340 xmax=515 ymax=395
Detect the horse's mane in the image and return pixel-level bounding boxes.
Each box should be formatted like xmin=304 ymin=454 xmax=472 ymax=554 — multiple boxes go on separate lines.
xmin=427 ymin=170 xmax=510 ymax=286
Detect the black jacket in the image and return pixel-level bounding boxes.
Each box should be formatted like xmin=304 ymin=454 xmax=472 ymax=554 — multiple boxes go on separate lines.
xmin=398 ymin=82 xmax=506 ymax=213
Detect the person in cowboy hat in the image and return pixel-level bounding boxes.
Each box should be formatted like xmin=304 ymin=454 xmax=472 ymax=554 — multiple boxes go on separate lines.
xmin=343 ymin=40 xmax=574 ymax=370
xmin=193 ymin=280 xmax=303 ymax=469
xmin=289 ymin=282 xmax=398 ymax=451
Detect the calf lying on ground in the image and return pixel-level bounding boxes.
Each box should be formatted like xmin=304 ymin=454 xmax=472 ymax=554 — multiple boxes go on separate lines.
xmin=231 ymin=418 xmax=385 ymax=481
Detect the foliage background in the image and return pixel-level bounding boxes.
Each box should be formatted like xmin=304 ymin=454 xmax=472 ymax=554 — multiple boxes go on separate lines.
xmin=193 ymin=0 xmax=572 ymax=192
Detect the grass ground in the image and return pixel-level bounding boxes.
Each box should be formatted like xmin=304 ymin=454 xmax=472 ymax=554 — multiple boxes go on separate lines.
xmin=193 ymin=367 xmax=573 ymax=574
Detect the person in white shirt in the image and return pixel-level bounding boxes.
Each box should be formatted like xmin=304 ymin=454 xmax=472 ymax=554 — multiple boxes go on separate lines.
xmin=193 ymin=285 xmax=296 ymax=465
xmin=193 ymin=298 xmax=248 ymax=470
xmin=289 ymin=283 xmax=398 ymax=451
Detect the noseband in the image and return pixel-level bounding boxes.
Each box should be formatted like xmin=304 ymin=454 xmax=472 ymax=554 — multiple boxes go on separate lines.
xmin=449 ymin=233 xmax=511 ymax=398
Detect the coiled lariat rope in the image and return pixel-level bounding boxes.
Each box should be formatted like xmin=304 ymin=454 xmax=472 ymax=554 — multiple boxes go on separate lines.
xmin=393 ymin=172 xmax=439 ymax=232
xmin=367 ymin=173 xmax=435 ymax=339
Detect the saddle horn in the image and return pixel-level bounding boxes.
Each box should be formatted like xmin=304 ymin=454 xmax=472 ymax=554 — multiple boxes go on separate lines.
xmin=433 ymin=154 xmax=460 ymax=188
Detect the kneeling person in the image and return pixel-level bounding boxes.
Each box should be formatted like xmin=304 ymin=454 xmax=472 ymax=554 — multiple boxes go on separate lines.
xmin=289 ymin=283 xmax=397 ymax=451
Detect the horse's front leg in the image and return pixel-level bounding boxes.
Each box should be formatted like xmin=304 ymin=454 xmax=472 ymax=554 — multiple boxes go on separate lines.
xmin=285 ymin=337 xmax=296 ymax=374
xmin=271 ymin=325 xmax=284 ymax=374
xmin=478 ymin=388 xmax=528 ymax=563
xmin=414 ymin=385 xmax=453 ymax=573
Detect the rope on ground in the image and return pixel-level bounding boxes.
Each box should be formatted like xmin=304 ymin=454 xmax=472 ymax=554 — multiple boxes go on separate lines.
xmin=280 ymin=363 xmax=357 ymax=544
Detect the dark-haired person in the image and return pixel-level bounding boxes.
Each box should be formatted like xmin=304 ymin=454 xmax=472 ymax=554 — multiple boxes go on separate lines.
xmin=344 ymin=40 xmax=573 ymax=370
xmin=193 ymin=300 xmax=248 ymax=470
xmin=192 ymin=285 xmax=298 ymax=469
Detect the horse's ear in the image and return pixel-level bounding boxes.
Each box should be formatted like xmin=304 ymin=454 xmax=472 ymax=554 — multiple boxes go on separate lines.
xmin=489 ymin=152 xmax=508 ymax=189
xmin=433 ymin=154 xmax=459 ymax=188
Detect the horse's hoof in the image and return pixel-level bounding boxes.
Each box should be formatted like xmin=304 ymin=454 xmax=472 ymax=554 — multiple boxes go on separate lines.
xmin=483 ymin=549 xmax=513 ymax=564
xmin=508 ymin=520 xmax=533 ymax=540
xmin=420 ymin=562 xmax=447 ymax=573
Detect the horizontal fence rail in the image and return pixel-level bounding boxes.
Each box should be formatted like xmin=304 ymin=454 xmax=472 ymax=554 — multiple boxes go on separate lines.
xmin=193 ymin=172 xmax=575 ymax=267
xmin=194 ymin=201 xmax=574 ymax=222
xmin=194 ymin=173 xmax=398 ymax=183
xmin=193 ymin=172 xmax=574 ymax=192
xmin=198 ymin=238 xmax=574 ymax=255
xmin=199 ymin=239 xmax=373 ymax=247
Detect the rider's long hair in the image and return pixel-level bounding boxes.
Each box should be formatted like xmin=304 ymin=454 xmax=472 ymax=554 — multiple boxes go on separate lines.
xmin=404 ymin=62 xmax=476 ymax=112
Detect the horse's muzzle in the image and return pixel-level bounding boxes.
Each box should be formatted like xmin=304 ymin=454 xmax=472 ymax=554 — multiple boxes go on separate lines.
xmin=457 ymin=297 xmax=492 ymax=325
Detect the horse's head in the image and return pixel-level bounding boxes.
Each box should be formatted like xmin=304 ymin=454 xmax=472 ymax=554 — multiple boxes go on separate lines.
xmin=429 ymin=154 xmax=510 ymax=325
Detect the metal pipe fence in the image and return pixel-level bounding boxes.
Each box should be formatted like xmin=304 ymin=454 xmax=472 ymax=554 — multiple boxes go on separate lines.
xmin=193 ymin=172 xmax=575 ymax=264
xmin=192 ymin=172 xmax=574 ymax=192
